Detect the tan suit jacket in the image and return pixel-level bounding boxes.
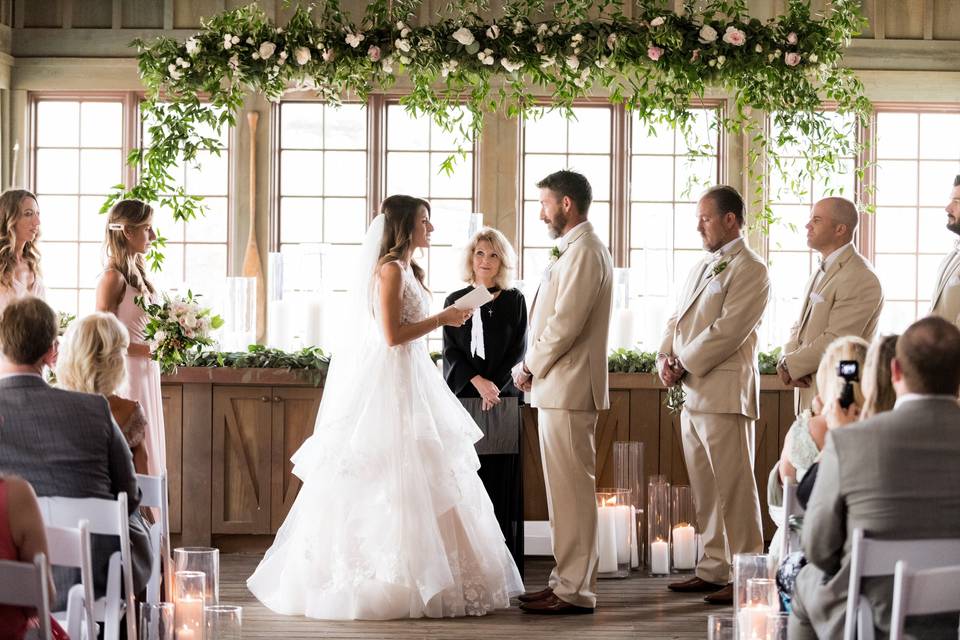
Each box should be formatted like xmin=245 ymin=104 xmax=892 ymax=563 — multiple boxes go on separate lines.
xmin=782 ymin=245 xmax=883 ymax=411
xmin=794 ymin=398 xmax=960 ymax=639
xmin=659 ymin=238 xmax=770 ymax=419
xmin=527 ymin=222 xmax=613 ymax=411
xmin=930 ymin=245 xmax=960 ymax=327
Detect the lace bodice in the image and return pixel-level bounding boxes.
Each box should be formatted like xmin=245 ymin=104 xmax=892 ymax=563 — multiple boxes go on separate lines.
xmin=375 ymin=261 xmax=429 ymax=327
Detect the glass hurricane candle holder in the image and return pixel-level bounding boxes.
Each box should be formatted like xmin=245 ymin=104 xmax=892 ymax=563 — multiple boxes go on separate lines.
xmin=733 ymin=553 xmax=774 ymax=617
xmin=139 ymin=602 xmax=175 ymax=640
xmin=736 ymin=578 xmax=778 ymax=640
xmin=707 ymin=613 xmax=736 ymax=640
xmin=205 ymin=604 xmax=242 ymax=640
xmin=174 ymin=571 xmax=205 ymax=640
xmin=613 ymin=441 xmax=645 ymax=569
xmin=174 ymin=547 xmax=220 ymax=605
xmin=596 ymin=488 xmax=632 ymax=578
xmin=670 ymin=485 xmax=697 ymax=572
xmin=647 ymin=475 xmax=671 ymax=575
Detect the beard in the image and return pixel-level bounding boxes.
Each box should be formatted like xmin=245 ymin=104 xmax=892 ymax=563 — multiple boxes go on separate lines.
xmin=948 ymin=219 xmax=960 ymax=236
xmin=547 ymin=211 xmax=568 ymax=239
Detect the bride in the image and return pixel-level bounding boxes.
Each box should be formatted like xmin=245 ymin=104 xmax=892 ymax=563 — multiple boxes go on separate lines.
xmin=248 ymin=195 xmax=524 ymax=620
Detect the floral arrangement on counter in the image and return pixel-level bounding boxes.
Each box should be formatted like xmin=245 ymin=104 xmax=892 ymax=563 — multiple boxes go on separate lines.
xmin=187 ymin=344 xmax=330 ymax=386
xmin=137 ymin=290 xmax=224 ymax=374
xmin=117 ymin=0 xmax=869 ymax=253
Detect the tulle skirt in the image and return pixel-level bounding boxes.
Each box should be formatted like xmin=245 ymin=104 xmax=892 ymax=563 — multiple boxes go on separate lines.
xmin=247 ymin=338 xmax=524 ymax=620
xmin=120 ymin=354 xmax=166 ymax=477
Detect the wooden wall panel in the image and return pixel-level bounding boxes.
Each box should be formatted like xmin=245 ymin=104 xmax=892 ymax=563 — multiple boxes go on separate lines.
xmin=22 ymin=0 xmax=59 ymax=27
xmin=173 ymin=0 xmax=224 ymax=29
xmin=628 ymin=387 xmax=661 ymax=491
xmin=71 ymin=0 xmax=111 ymax=28
xmin=180 ymin=382 xmax=213 ymax=545
xmin=657 ymin=394 xmax=689 ymax=486
xmin=121 ymin=0 xmax=163 ymax=29
xmin=595 ymin=391 xmax=631 ymax=489
xmin=756 ymin=392 xmax=782 ymax=540
xmin=270 ymin=386 xmax=321 ymax=531
xmin=521 ymin=406 xmax=547 ymax=521
xmin=884 ymin=0 xmax=925 ymax=39
xmin=161 ymin=384 xmax=183 ymax=533
xmin=212 ymin=386 xmax=273 ymax=534
xmin=933 ymin=0 xmax=960 ymax=40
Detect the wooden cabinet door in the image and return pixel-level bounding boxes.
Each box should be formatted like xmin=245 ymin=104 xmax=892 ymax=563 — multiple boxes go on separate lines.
xmin=658 ymin=392 xmax=690 ymax=486
xmin=270 ymin=386 xmax=322 ymax=532
xmin=160 ymin=384 xmax=183 ymax=533
xmin=212 ymin=386 xmax=273 ymax=534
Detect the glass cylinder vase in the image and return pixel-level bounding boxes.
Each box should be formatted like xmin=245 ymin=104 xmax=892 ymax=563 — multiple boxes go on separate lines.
xmin=647 ymin=475 xmax=671 ymax=575
xmin=733 ymin=553 xmax=774 ymax=617
xmin=139 ymin=602 xmax=175 ymax=640
xmin=613 ymin=441 xmax=645 ymax=570
xmin=736 ymin=578 xmax=779 ymax=640
xmin=174 ymin=571 xmax=205 ymax=640
xmin=670 ymin=485 xmax=698 ymax=572
xmin=220 ymin=277 xmax=256 ymax=352
xmin=205 ymin=604 xmax=242 ymax=640
xmin=174 ymin=547 xmax=220 ymax=606
xmin=707 ymin=613 xmax=736 ymax=640
xmin=596 ymin=488 xmax=632 ymax=579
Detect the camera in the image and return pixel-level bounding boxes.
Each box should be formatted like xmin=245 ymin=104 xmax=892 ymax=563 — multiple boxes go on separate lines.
xmin=836 ymin=360 xmax=860 ymax=409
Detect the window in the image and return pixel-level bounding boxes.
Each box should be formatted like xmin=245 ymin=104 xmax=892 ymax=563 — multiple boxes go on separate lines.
xmin=520 ymin=106 xmax=612 ymax=281
xmin=384 ymin=103 xmax=477 ymax=353
xmin=33 ymin=98 xmax=125 ymax=317
xmin=871 ymin=110 xmax=960 ymax=334
xmin=31 ymin=94 xmax=232 ymax=317
xmin=764 ymin=111 xmax=857 ymax=349
xmin=628 ymin=108 xmax=720 ymax=349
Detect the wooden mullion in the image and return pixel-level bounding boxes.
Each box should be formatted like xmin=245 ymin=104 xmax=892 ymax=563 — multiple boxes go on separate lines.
xmin=163 ymin=0 xmax=173 ymax=30
xmin=873 ymin=0 xmax=886 ymax=40
xmin=923 ymin=0 xmax=934 ymax=40
xmin=112 ymin=0 xmax=121 ymax=29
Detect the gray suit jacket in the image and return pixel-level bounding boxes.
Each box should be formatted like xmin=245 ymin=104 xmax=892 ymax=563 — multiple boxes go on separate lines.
xmin=795 ymin=397 xmax=960 ymax=639
xmin=0 ymin=375 xmax=151 ymax=609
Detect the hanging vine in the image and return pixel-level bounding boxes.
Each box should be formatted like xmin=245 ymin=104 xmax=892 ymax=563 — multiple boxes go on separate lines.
xmin=115 ymin=0 xmax=870 ymax=259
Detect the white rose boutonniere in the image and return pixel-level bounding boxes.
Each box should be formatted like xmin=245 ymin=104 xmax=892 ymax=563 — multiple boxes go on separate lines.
xmin=548 ymin=246 xmax=562 ymax=266
xmin=711 ymin=260 xmax=729 ymax=277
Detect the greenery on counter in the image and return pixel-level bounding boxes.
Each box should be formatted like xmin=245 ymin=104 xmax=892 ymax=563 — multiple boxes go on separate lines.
xmin=186 ymin=344 xmax=330 ymax=385
xmin=608 ymin=347 xmax=782 ymax=375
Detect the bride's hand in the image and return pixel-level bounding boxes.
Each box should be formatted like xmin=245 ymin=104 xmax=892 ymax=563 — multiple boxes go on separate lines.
xmin=439 ymin=305 xmax=473 ymax=327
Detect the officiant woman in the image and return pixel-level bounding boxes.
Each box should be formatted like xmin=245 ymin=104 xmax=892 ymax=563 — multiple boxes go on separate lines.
xmin=443 ymin=226 xmax=527 ymax=567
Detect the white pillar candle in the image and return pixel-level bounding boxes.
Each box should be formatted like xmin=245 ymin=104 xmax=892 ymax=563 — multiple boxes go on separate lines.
xmin=612 ymin=504 xmax=632 ymax=566
xmin=630 ymin=506 xmax=639 ymax=568
xmin=267 ymin=299 xmax=286 ymax=349
xmin=650 ymin=538 xmax=670 ymax=574
xmin=303 ymin=296 xmax=323 ymax=347
xmin=672 ymin=524 xmax=697 ymax=570
xmin=597 ymin=505 xmax=619 ymax=573
xmin=175 ymin=596 xmax=204 ymax=638
xmin=737 ymin=604 xmax=775 ymax=640
xmin=609 ymin=307 xmax=635 ymax=350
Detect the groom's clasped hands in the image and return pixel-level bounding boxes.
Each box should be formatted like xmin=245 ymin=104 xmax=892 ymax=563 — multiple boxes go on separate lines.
xmin=511 ymin=361 xmax=532 ymax=393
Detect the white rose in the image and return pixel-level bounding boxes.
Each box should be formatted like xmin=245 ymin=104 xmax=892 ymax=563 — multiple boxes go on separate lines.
xmin=500 ymin=58 xmax=523 ymax=72
xmin=452 ymin=27 xmax=475 ymax=46
xmin=513 ymin=21 xmax=525 ymax=35
xmin=650 ymin=16 xmax=665 ymax=27
xmin=808 ymin=53 xmax=818 ymax=63
xmin=167 ymin=64 xmax=182 ymax=80
xmin=345 ymin=31 xmax=365 ymax=48
xmin=259 ymin=41 xmax=276 ymax=59
xmin=755 ymin=43 xmax=763 ymax=53
xmin=722 ymin=26 xmax=746 ymax=46
xmin=698 ymin=24 xmax=718 ymax=44
xmin=486 ymin=24 xmax=500 ymax=39
xmin=395 ymin=38 xmax=411 ymax=53
xmin=154 ymin=330 xmax=168 ymax=343
xmin=571 ymin=33 xmax=584 ymax=44
xmin=565 ymin=55 xmax=579 ymax=70
xmin=399 ymin=54 xmax=412 ymax=65
xmin=223 ymin=33 xmax=234 ymax=50
xmin=185 ymin=37 xmax=201 ymax=56
xmin=294 ymin=46 xmax=311 ymax=65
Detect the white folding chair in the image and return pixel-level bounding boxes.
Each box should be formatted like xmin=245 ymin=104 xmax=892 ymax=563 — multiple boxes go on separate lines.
xmin=136 ymin=472 xmax=171 ymax=603
xmin=0 ymin=553 xmax=53 ymax=640
xmin=889 ymin=561 xmax=960 ymax=640
xmin=46 ymin=522 xmax=98 ymax=640
xmin=843 ymin=528 xmax=960 ymax=640
xmin=779 ymin=478 xmax=803 ymax=559
xmin=37 ymin=493 xmax=137 ymax=640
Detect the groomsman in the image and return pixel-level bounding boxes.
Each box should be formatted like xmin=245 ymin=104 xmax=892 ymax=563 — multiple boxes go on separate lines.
xmin=778 ymin=197 xmax=883 ymax=413
xmin=658 ymin=186 xmax=769 ymax=604
xmin=929 ymin=175 xmax=960 ymax=326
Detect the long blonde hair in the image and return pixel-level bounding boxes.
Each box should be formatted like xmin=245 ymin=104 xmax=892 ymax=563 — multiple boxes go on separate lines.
xmin=105 ymin=199 xmax=155 ymax=295
xmin=376 ymin=194 xmax=429 ymax=289
xmin=56 ymin=312 xmax=130 ymax=395
xmin=0 ymin=189 xmax=41 ymax=290
xmin=861 ymin=335 xmax=899 ymax=419
xmin=816 ymin=335 xmax=869 ymax=409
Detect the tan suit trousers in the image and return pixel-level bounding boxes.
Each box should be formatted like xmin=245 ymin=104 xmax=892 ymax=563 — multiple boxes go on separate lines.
xmin=539 ymin=407 xmax=599 ymax=608
xmin=680 ymin=409 xmax=764 ymax=584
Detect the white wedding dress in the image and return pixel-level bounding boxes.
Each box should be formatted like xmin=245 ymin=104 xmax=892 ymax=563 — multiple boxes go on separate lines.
xmin=247 ymin=245 xmax=523 ymax=620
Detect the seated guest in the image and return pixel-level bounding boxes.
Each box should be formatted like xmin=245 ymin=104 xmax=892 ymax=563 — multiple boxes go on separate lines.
xmin=767 ymin=336 xmax=868 ymax=562
xmin=0 ymin=296 xmax=152 ymax=610
xmin=0 ymin=474 xmax=67 ymax=640
xmin=789 ymin=316 xmax=960 ymax=640
xmin=56 ymin=312 xmax=150 ymax=475
xmin=443 ymin=227 xmax=526 ymax=566
xmin=824 ymin=334 xmax=899 ymax=428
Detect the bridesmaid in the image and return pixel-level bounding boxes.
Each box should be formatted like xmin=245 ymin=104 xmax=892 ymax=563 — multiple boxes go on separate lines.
xmin=0 ymin=189 xmax=44 ymax=311
xmin=95 ymin=199 xmax=165 ymax=478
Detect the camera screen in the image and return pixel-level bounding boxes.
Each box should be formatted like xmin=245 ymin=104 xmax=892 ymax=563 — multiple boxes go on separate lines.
xmin=838 ymin=361 xmax=858 ymax=376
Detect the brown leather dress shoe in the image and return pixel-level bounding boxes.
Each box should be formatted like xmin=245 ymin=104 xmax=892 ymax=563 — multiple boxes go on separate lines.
xmin=703 ymin=583 xmax=734 ymax=605
xmin=518 ymin=587 xmax=553 ymax=603
xmin=520 ymin=593 xmax=594 ymax=615
xmin=667 ymin=576 xmax=725 ymax=593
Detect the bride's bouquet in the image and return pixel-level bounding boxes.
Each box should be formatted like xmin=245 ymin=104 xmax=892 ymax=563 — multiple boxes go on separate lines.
xmin=136 ymin=290 xmax=224 ymax=374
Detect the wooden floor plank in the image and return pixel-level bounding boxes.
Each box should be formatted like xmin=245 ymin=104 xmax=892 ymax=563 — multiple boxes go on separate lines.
xmin=219 ymin=555 xmax=727 ymax=638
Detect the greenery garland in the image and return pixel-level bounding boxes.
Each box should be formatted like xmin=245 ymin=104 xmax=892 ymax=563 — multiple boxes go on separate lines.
xmin=117 ymin=0 xmax=869 ymax=249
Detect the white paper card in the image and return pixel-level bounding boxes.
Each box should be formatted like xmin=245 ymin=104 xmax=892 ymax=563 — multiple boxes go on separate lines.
xmin=454 ymin=285 xmax=494 ymax=310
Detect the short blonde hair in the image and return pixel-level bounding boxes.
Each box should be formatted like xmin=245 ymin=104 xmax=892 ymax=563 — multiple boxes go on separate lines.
xmin=56 ymin=312 xmax=130 ymax=395
xmin=816 ymin=335 xmax=869 ymax=409
xmin=460 ymin=227 xmax=516 ymax=290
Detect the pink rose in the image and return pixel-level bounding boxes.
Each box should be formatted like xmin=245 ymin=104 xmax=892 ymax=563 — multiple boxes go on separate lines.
xmin=784 ymin=52 xmax=801 ymax=66
xmin=368 ymin=45 xmax=381 ymax=61
xmin=787 ymin=32 xmax=798 ymax=45
xmin=722 ymin=26 xmax=746 ymax=46
xmin=647 ymin=45 xmax=664 ymax=61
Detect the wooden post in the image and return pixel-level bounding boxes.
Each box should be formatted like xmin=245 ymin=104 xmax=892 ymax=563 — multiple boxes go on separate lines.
xmin=243 ymin=111 xmax=266 ymax=343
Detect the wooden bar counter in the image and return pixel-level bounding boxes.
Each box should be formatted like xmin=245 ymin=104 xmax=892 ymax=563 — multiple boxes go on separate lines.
xmin=162 ymin=369 xmax=793 ymax=549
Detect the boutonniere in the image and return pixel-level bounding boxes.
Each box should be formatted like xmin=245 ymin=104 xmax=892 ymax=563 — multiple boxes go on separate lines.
xmin=548 ymin=246 xmax=563 ymax=265
xmin=711 ymin=260 xmax=728 ymax=277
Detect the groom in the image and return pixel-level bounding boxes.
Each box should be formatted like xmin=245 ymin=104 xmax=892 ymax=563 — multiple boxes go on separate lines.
xmin=513 ymin=170 xmax=613 ymax=615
